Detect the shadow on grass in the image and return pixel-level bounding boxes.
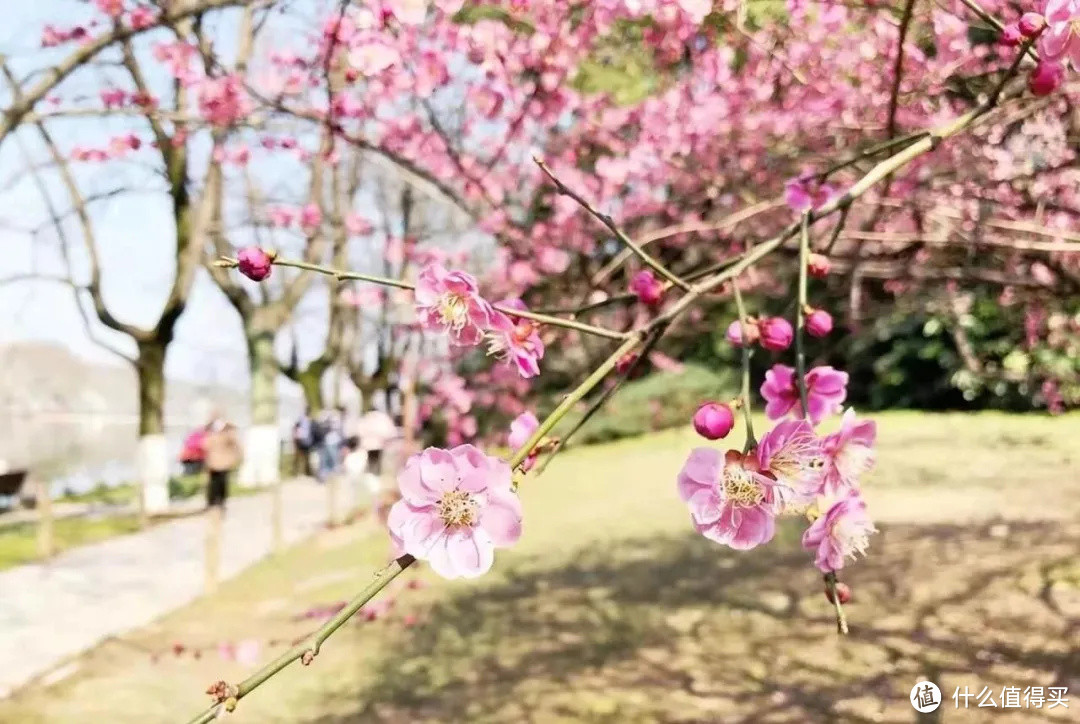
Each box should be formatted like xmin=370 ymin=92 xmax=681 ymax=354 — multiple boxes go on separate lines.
xmin=310 ymin=519 xmax=1080 ymax=724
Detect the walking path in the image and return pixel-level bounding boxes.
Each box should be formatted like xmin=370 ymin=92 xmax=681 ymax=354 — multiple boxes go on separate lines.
xmin=0 ymin=478 xmax=353 ymax=698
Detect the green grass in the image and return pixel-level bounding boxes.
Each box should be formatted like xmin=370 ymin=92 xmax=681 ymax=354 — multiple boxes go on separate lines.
xmin=0 ymin=515 xmax=144 ymax=570
xmin=3 ymin=411 xmax=1080 ymax=723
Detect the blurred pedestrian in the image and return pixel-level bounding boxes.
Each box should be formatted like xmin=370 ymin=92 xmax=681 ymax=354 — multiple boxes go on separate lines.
xmin=203 ymin=410 xmax=242 ymax=509
xmin=179 ymin=427 xmax=207 ymax=476
xmin=291 ymin=407 xmax=315 ymax=478
xmin=315 ymin=407 xmax=344 ymax=483
xmin=358 ymin=407 xmax=399 ymax=519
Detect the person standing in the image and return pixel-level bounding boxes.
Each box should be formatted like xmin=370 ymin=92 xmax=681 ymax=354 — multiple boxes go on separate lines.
xmin=316 ymin=407 xmax=344 ymax=483
xmin=292 ymin=408 xmax=315 ymax=478
xmin=203 ymin=411 xmax=242 ymax=509
xmin=358 ymin=408 xmax=399 ymax=519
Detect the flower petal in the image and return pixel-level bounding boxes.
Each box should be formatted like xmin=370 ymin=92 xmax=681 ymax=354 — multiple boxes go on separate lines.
xmin=479 ymin=487 xmax=523 ymax=546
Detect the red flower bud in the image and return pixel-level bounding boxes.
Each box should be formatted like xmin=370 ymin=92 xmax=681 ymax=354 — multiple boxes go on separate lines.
xmin=999 ymin=23 xmax=1023 ymax=46
xmin=1018 ymin=12 xmax=1045 ymax=37
xmin=759 ymin=317 xmax=794 ymax=351
xmin=1029 ymin=61 xmax=1065 ymax=97
xmin=615 ymin=353 xmax=639 ymax=374
xmin=725 ymin=319 xmax=760 ymax=347
xmin=692 ymin=402 xmax=735 ymax=440
xmin=629 ymin=269 xmax=664 ymax=306
xmin=807 ymin=253 xmax=831 ymax=277
xmin=805 ymin=308 xmax=834 ymax=338
xmin=237 ymin=246 xmax=274 ymax=281
xmin=825 ymin=582 xmax=852 ymax=604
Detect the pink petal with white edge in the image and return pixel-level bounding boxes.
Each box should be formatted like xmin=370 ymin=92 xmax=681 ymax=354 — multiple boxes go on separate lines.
xmin=479 ymin=487 xmax=523 ymax=546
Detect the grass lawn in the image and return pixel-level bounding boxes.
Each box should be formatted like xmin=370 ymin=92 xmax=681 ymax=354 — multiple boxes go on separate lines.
xmin=0 ymin=515 xmax=145 ymax=570
xmin=2 ymin=411 xmax=1079 ymax=723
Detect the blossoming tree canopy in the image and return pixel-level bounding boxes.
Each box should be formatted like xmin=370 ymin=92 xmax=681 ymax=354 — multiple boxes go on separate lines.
xmin=8 ymin=0 xmax=1080 ymax=719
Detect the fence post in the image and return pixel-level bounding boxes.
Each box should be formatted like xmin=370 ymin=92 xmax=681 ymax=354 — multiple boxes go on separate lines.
xmin=36 ymin=477 xmax=54 ymax=561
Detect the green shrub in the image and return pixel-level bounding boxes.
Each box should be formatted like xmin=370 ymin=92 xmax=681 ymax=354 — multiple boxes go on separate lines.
xmin=554 ymin=364 xmax=737 ymax=446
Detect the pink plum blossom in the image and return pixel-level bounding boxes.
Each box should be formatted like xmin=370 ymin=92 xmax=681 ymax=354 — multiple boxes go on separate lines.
xmin=677 ymin=448 xmax=779 ymax=550
xmin=784 ymin=176 xmax=836 ymax=212
xmin=508 ymin=411 xmax=540 ymax=471
xmin=692 ymin=402 xmax=734 ymax=440
xmin=1039 ymin=0 xmax=1080 ymax=68
xmin=755 ymin=419 xmax=826 ymax=510
xmin=197 ymin=74 xmax=251 ymax=128
xmin=761 ymin=364 xmax=848 ymax=425
xmin=387 ymin=445 xmax=523 ymax=579
xmin=345 ymin=212 xmax=374 ymax=236
xmin=300 ymin=202 xmax=322 ymax=230
xmin=820 ymin=409 xmax=876 ymax=496
xmin=414 ymin=263 xmax=494 ymax=346
xmin=801 ymin=491 xmax=876 ymax=572
xmin=94 ymin=0 xmax=124 ymax=18
xmin=128 ymin=6 xmax=155 ymax=29
xmin=485 ymin=300 xmax=544 ymax=378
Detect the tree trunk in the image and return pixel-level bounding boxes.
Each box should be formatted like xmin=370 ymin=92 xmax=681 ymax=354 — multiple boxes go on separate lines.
xmin=238 ymin=330 xmax=281 ymax=490
xmin=135 ymin=339 xmax=170 ymax=521
xmin=296 ymin=366 xmax=325 ymax=414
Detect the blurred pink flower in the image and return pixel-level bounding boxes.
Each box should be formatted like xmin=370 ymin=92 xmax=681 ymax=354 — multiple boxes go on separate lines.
xmin=414 ymin=263 xmax=494 ymax=346
xmin=726 ymin=319 xmax=760 ymax=347
xmin=300 ymin=203 xmax=322 ymax=230
xmin=387 ymin=445 xmax=522 ymax=579
xmin=629 ymin=269 xmax=664 ymax=306
xmin=128 ymin=6 xmax=155 ymax=29
xmin=94 ymin=0 xmax=124 ymax=18
xmin=784 ymin=176 xmax=836 ymax=212
xmin=820 ymin=409 xmax=876 ymax=496
xmin=345 ymin=212 xmax=374 ymax=236
xmin=508 ymin=411 xmax=539 ymax=450
xmin=677 ymin=448 xmax=778 ymax=550
xmin=761 ymin=364 xmax=848 ymax=425
xmin=801 ymin=491 xmax=876 ymax=572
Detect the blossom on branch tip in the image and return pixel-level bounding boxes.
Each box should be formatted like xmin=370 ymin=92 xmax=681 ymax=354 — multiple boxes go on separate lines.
xmin=758 ymin=317 xmax=794 ymax=351
xmin=801 ymin=491 xmax=876 ymax=572
xmin=1000 ymin=23 xmax=1023 ymax=46
xmin=237 ymin=247 xmax=274 ymax=282
xmin=414 ymin=263 xmax=494 ymax=346
xmin=677 ymin=448 xmax=778 ymax=550
xmin=1020 ymin=12 xmax=1047 ymax=37
xmin=761 ymin=364 xmax=848 ymax=425
xmin=387 ymin=446 xmax=522 ymax=579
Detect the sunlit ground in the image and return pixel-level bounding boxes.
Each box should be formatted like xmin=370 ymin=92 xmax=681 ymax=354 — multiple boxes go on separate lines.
xmin=3 ymin=411 xmax=1079 ymax=723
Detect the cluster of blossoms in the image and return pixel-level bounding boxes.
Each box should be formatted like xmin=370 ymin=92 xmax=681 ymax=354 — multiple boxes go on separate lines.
xmin=414 ymin=263 xmax=546 ymax=379
xmin=1001 ymin=0 xmax=1080 ymax=95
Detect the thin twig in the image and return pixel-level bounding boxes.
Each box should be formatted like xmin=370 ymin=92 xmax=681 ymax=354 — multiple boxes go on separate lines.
xmin=534 ymin=157 xmax=692 ymax=291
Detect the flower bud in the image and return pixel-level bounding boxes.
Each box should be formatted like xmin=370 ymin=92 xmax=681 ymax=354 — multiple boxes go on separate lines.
xmin=237 ymin=246 xmax=274 ymax=281
xmin=999 ymin=23 xmax=1023 ymax=46
xmin=1018 ymin=12 xmax=1045 ymax=37
xmin=725 ymin=319 xmax=760 ymax=347
xmin=807 ymin=253 xmax=831 ymax=277
xmin=825 ymin=582 xmax=852 ymax=604
xmin=805 ymin=308 xmax=834 ymax=338
xmin=1029 ymin=61 xmax=1065 ymax=96
xmin=693 ymin=402 xmax=735 ymax=440
xmin=759 ymin=316 xmax=794 ymax=351
xmin=629 ymin=269 xmax=665 ymax=306
xmin=615 ymin=353 xmax=639 ymax=374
